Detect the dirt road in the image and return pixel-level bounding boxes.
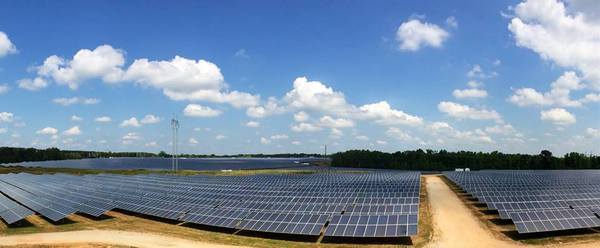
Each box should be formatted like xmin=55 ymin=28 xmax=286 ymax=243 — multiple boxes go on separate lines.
xmin=424 ymin=175 xmax=600 ymax=248
xmin=0 ymin=230 xmax=247 ymax=248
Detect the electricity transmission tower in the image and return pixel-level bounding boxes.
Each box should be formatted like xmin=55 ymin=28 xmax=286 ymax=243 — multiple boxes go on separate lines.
xmin=171 ymin=117 xmax=180 ymax=173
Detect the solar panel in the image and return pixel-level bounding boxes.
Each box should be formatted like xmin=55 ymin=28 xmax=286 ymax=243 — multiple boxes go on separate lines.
xmin=445 ymin=170 xmax=600 ymax=234
xmin=0 ymin=170 xmax=421 ymax=238
xmin=324 ymin=214 xmax=418 ymax=237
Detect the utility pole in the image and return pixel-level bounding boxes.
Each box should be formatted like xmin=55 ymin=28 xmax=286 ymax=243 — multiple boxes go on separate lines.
xmin=324 ymin=144 xmax=327 ymax=157
xmin=171 ymin=117 xmax=180 ymax=173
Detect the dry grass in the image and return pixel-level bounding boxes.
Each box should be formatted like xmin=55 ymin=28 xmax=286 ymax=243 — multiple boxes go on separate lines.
xmin=440 ymin=175 xmax=600 ymax=246
xmin=1 ymin=210 xmax=425 ymax=248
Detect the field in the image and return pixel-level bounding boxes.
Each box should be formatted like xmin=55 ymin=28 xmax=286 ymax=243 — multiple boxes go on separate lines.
xmin=3 ymin=167 xmax=600 ymax=247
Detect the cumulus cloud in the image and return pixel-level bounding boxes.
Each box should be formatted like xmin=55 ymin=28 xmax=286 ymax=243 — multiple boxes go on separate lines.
xmin=246 ymin=97 xmax=286 ymax=118
xmin=122 ymin=132 xmax=141 ymax=144
xmin=71 ymin=115 xmax=83 ymax=122
xmin=396 ymin=18 xmax=449 ymax=51
xmin=0 ymin=84 xmax=9 ymax=94
xmin=0 ymin=31 xmax=17 ymax=57
xmin=36 ymin=127 xmax=58 ymax=135
xmin=52 ymin=97 xmax=100 ymax=106
xmin=120 ymin=117 xmax=141 ymax=128
xmin=24 ymin=45 xmax=125 ymax=90
xmin=540 ymin=108 xmax=576 ymax=125
xmin=270 ymin=134 xmax=289 ymax=140
xmin=318 ymin=116 xmax=355 ymax=128
xmin=124 ymin=56 xmax=259 ymax=108
xmin=291 ymin=122 xmax=322 ymax=132
xmin=293 ymin=111 xmax=310 ymax=122
xmin=453 ymin=88 xmax=488 ymax=99
xmin=508 ymin=71 xmax=585 ymax=107
xmin=215 ymin=134 xmax=226 ymax=140
xmin=509 ymin=0 xmax=600 ymax=90
xmin=141 ymin=114 xmax=160 ymax=124
xmin=467 ymin=65 xmax=497 ymax=79
xmin=438 ymin=101 xmax=502 ymax=121
xmin=284 ymin=77 xmax=352 ymax=115
xmin=260 ymin=137 xmax=271 ymax=144
xmin=358 ymin=101 xmax=423 ymax=126
xmin=189 ymin=137 xmax=199 ymax=145
xmin=245 ymin=121 xmax=260 ymax=128
xmin=63 ymin=126 xmax=82 ymax=136
xmin=94 ymin=116 xmax=112 ymax=122
xmin=183 ymin=104 xmax=222 ymax=117
xmin=17 ymin=78 xmax=48 ymax=91
xmin=0 ymin=112 xmax=14 ymax=122
xmin=586 ymin=127 xmax=600 ymax=138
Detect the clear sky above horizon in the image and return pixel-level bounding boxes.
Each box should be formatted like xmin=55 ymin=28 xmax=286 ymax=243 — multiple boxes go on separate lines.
xmin=0 ymin=0 xmax=598 ymax=155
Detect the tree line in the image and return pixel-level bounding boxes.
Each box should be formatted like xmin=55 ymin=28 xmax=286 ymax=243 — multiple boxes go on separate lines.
xmin=0 ymin=147 xmax=324 ymax=164
xmin=330 ymin=149 xmax=600 ymax=170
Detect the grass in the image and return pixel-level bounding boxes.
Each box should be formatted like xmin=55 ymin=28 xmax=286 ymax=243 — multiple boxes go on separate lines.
xmin=440 ymin=174 xmax=600 ymax=246
xmin=0 ymin=166 xmax=427 ymax=247
xmin=1 ymin=210 xmax=428 ymax=248
xmin=0 ymin=166 xmax=336 ymax=177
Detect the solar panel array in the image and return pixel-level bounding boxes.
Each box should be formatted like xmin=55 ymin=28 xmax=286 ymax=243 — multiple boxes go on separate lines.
xmin=0 ymin=171 xmax=420 ymax=238
xmin=444 ymin=170 xmax=600 ymax=234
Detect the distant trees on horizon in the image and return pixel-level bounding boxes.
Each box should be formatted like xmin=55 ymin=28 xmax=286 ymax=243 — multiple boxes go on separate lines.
xmin=330 ymin=149 xmax=600 ymax=170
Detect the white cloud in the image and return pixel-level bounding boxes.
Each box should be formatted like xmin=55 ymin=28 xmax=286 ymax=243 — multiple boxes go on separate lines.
xmin=540 ymin=108 xmax=576 ymax=125
xmin=0 ymin=31 xmax=17 ymax=57
xmin=246 ymin=97 xmax=285 ymax=118
xmin=467 ymin=65 xmax=497 ymax=79
xmin=446 ymin=16 xmax=459 ymax=28
xmin=358 ymin=101 xmax=423 ymax=126
xmin=318 ymin=116 xmax=354 ymax=128
xmin=508 ymin=71 xmax=585 ymax=107
xmin=270 ymin=134 xmax=289 ymax=140
xmin=145 ymin=141 xmax=158 ymax=147
xmin=356 ymin=135 xmax=369 ymax=141
xmin=0 ymin=112 xmax=14 ymax=122
xmin=141 ymin=114 xmax=160 ymax=124
xmin=452 ymin=88 xmax=488 ymax=99
xmin=183 ymin=104 xmax=222 ymax=117
xmin=438 ymin=101 xmax=502 ymax=121
xmin=36 ymin=127 xmax=58 ymax=135
xmin=386 ymin=127 xmax=414 ymax=141
xmin=284 ymin=77 xmax=352 ymax=115
xmin=260 ymin=137 xmax=271 ymax=144
xmin=0 ymin=128 xmax=6 ymax=134
xmin=120 ymin=117 xmax=141 ymax=128
xmin=245 ymin=121 xmax=260 ymax=128
xmin=17 ymin=78 xmax=49 ymax=91
xmin=509 ymin=0 xmax=600 ymax=90
xmin=71 ymin=115 xmax=83 ymax=122
xmin=94 ymin=116 xmax=112 ymax=123
xmin=0 ymin=84 xmax=9 ymax=94
xmin=293 ymin=111 xmax=310 ymax=122
xmin=122 ymin=132 xmax=141 ymax=144
xmin=291 ymin=122 xmax=322 ymax=132
xmin=291 ymin=141 xmax=301 ymax=145
xmin=124 ymin=55 xmax=259 ymax=108
xmin=29 ymin=45 xmax=125 ymax=89
xmin=215 ymin=134 xmax=226 ymax=140
xmin=484 ymin=124 xmax=517 ymax=135
xmin=396 ymin=19 xmax=449 ymax=51
xmin=52 ymin=97 xmax=100 ymax=106
xmin=586 ymin=127 xmax=600 ymax=138
xmin=376 ymin=140 xmax=388 ymax=145
xmin=62 ymin=126 xmax=82 ymax=136
xmin=189 ymin=137 xmax=199 ymax=145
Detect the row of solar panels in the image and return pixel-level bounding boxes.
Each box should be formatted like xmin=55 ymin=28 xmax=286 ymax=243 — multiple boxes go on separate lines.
xmin=445 ymin=170 xmax=600 ymax=234
xmin=0 ymin=171 xmax=420 ymax=238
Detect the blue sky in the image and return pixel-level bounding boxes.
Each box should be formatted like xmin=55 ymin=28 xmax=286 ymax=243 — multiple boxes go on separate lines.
xmin=0 ymin=0 xmax=598 ymax=155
